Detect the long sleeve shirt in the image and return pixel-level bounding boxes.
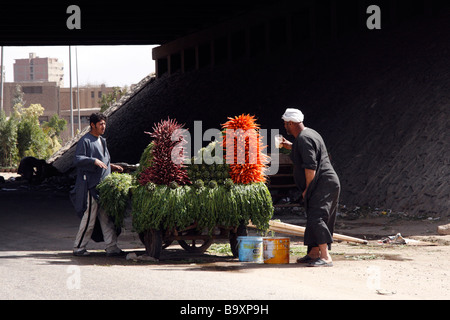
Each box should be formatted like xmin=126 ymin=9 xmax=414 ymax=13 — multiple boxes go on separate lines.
xmin=289 ymin=128 xmax=339 ymax=196
xmin=70 ymin=132 xmax=111 ymax=216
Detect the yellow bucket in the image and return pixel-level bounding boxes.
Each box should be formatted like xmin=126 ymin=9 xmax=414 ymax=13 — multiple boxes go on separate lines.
xmin=263 ymin=237 xmax=290 ymax=264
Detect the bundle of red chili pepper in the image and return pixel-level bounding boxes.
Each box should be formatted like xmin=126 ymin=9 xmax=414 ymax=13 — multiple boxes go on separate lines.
xmin=221 ymin=114 xmax=269 ymax=184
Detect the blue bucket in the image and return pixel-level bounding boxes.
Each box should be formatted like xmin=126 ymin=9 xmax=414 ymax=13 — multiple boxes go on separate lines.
xmin=237 ymin=236 xmax=263 ymax=263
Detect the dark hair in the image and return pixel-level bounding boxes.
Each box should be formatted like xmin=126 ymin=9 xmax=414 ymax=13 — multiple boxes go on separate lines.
xmin=89 ymin=113 xmax=107 ymax=125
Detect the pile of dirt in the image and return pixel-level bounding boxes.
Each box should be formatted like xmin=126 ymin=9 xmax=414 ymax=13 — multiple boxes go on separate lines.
xmin=52 ymin=10 xmax=449 ymax=218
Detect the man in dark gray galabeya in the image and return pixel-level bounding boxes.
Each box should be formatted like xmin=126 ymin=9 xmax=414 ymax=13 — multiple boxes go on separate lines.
xmin=280 ymin=108 xmax=340 ymax=267
xmin=71 ymin=113 xmax=124 ymax=256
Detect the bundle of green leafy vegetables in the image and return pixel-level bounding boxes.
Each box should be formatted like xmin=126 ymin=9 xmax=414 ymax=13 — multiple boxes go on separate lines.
xmin=131 ymin=180 xmax=273 ymax=233
xmin=97 ymin=172 xmax=134 ymax=228
xmin=98 ymin=117 xmax=273 ymax=234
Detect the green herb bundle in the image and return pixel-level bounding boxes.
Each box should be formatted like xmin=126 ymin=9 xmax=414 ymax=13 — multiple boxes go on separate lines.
xmin=131 ymin=181 xmax=273 ymax=234
xmin=101 ymin=123 xmax=274 ymax=237
xmin=186 ymin=141 xmax=230 ymax=185
xmin=97 ymin=172 xmax=134 ymax=228
xmin=134 ymin=141 xmax=154 ymax=178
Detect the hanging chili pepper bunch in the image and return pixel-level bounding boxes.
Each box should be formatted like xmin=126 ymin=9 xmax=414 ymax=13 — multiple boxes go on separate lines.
xmin=221 ymin=114 xmax=269 ymax=184
xmin=138 ymin=118 xmax=191 ymax=186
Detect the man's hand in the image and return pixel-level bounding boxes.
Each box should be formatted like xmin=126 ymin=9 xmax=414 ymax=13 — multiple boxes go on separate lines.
xmin=280 ymin=136 xmax=292 ymax=150
xmin=94 ymin=159 xmax=108 ymax=169
xmin=111 ymin=164 xmax=124 ymax=172
xmin=303 ymin=168 xmax=316 ymax=200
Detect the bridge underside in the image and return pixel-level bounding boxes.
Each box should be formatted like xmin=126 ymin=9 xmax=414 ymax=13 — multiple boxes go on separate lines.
xmin=3 ymin=1 xmax=449 ymax=217
xmin=0 ymin=1 xmax=274 ymax=45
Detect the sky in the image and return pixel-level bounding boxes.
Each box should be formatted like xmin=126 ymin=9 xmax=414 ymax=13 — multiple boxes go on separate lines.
xmin=1 ymin=45 xmax=157 ymax=88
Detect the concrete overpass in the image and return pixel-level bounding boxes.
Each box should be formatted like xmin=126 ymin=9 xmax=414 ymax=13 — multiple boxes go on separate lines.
xmin=2 ymin=0 xmax=449 ymax=216
xmin=0 ymin=1 xmax=275 ymax=45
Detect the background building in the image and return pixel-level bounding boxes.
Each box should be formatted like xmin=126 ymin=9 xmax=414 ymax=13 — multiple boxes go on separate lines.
xmin=59 ymin=84 xmax=117 ymax=128
xmin=14 ymin=52 xmax=64 ymax=87
xmin=2 ymin=82 xmax=117 ymax=140
xmin=0 ymin=52 xmax=124 ymax=141
xmin=2 ymin=82 xmax=60 ymax=120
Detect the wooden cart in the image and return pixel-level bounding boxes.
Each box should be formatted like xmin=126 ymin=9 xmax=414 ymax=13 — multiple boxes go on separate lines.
xmin=138 ymin=222 xmax=248 ymax=259
xmin=98 ymin=167 xmax=272 ymax=260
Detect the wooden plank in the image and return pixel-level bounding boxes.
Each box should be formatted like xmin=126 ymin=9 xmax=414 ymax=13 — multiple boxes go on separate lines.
xmin=437 ymin=223 xmax=450 ymax=235
xmin=248 ymin=220 xmax=368 ymax=244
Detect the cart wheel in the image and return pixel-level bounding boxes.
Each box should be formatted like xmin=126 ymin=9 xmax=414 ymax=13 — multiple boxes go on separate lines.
xmin=162 ymin=240 xmax=174 ymax=249
xmin=177 ymin=229 xmax=213 ymax=253
xmin=139 ymin=233 xmax=172 ymax=249
xmin=229 ymin=222 xmax=248 ymax=258
xmin=141 ymin=229 xmax=162 ymax=259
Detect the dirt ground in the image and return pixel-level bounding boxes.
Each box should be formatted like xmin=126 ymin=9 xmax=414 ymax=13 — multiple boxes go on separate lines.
xmin=1 ymin=172 xmax=449 ymax=300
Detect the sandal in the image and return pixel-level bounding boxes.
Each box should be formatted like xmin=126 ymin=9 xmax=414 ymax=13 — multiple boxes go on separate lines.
xmin=296 ymin=255 xmax=314 ymax=264
xmin=307 ymin=258 xmax=333 ymax=267
xmin=73 ymin=249 xmax=90 ymax=256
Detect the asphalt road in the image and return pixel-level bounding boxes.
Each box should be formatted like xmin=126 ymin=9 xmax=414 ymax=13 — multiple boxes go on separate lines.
xmin=0 ymin=189 xmax=319 ymax=300
xmin=1 ymin=185 xmax=449 ymax=305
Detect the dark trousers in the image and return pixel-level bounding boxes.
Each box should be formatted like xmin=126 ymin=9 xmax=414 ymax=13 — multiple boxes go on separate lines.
xmin=304 ymin=179 xmax=340 ymax=253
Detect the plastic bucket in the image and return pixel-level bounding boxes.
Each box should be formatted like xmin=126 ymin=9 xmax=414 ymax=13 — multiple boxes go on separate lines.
xmin=263 ymin=237 xmax=290 ymax=264
xmin=237 ymin=236 xmax=263 ymax=263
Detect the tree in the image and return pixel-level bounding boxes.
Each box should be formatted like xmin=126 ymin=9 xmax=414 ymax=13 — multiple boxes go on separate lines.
xmin=16 ymin=104 xmax=49 ymax=160
xmin=99 ymin=86 xmax=127 ymax=112
xmin=0 ymin=102 xmax=67 ymax=166
xmin=42 ymin=114 xmax=67 ymax=139
xmin=42 ymin=114 xmax=67 ymax=156
xmin=11 ymin=84 xmax=25 ymax=111
xmin=0 ymin=111 xmax=18 ymax=167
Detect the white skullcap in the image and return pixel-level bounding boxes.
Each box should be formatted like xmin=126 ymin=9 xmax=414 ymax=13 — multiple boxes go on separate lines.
xmin=282 ymin=108 xmax=304 ymax=123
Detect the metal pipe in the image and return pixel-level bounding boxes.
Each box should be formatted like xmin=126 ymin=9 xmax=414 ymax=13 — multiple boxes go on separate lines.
xmin=69 ymin=46 xmax=73 ymax=137
xmin=0 ymin=46 xmax=4 ymax=112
